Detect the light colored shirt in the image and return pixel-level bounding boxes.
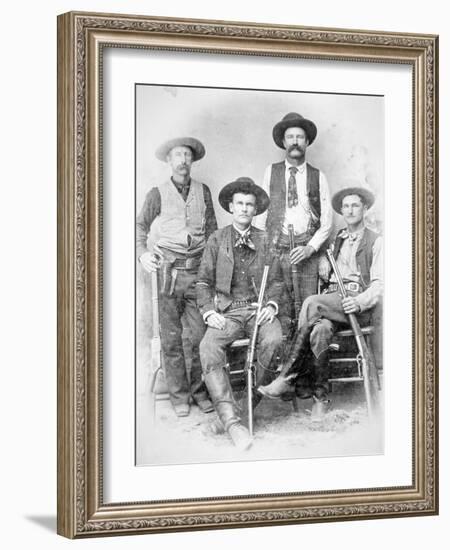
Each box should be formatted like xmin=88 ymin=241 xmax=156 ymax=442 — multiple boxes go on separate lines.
xmin=255 ymin=160 xmax=333 ymax=252
xmin=327 ymin=228 xmax=383 ymax=311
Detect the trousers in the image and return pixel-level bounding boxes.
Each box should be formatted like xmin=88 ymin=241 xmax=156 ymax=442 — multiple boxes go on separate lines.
xmin=158 ymin=268 xmax=208 ymax=406
xmin=278 ymin=251 xmax=319 ymax=331
xmin=199 ymin=307 xmax=283 ymax=383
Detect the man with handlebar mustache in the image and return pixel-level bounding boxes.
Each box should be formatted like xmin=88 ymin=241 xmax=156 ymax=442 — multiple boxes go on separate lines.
xmin=255 ymin=113 xmax=333 ymax=395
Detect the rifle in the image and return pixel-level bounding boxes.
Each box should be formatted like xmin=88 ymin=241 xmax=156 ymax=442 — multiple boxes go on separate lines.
xmin=148 ymin=269 xmax=162 ymax=415
xmin=245 ymin=264 xmax=270 ymax=437
xmin=326 ymin=249 xmax=376 ymax=419
xmin=288 ymin=224 xmax=302 ymax=323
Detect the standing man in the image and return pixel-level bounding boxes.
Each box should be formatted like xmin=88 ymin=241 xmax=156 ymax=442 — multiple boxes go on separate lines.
xmin=197 ymin=178 xmax=284 ymax=450
xmin=137 ymin=137 xmax=218 ymax=417
xmin=258 ymin=186 xmax=382 ymax=406
xmin=256 ymin=112 xmax=333 ymax=327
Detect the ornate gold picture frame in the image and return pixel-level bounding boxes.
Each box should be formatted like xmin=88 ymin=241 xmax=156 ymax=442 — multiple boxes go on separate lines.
xmin=57 ymin=11 xmax=438 ymax=538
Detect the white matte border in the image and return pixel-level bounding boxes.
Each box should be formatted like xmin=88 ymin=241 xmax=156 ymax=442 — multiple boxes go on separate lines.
xmin=103 ymin=48 xmax=412 ymax=503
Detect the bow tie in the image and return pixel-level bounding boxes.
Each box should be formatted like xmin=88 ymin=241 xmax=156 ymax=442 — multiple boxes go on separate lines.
xmin=339 ymin=229 xmax=359 ymax=243
xmin=234 ymin=231 xmax=256 ymax=251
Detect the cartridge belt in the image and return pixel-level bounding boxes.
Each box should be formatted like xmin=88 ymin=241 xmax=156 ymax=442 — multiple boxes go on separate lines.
xmin=172 ymin=255 xmax=202 ymax=270
xmin=326 ymin=281 xmax=362 ymax=294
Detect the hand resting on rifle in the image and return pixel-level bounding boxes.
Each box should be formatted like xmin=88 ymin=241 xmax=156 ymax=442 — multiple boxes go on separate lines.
xmin=139 ymin=251 xmax=161 ymax=273
xmin=289 ymin=244 xmax=314 ymax=265
xmin=341 ymin=296 xmax=361 ymax=314
xmin=256 ymin=304 xmax=277 ymax=326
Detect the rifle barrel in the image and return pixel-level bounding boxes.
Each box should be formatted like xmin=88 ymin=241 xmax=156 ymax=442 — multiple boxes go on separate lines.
xmin=326 ymin=248 xmax=374 ymax=418
xmin=246 ymin=264 xmax=270 ymax=436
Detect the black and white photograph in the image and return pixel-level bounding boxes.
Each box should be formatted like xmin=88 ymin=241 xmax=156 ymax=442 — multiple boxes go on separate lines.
xmin=135 ymin=83 xmax=384 ymax=466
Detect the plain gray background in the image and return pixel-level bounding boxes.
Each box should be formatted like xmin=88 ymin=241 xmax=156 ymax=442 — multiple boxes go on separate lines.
xmin=0 ymin=1 xmax=446 ymax=548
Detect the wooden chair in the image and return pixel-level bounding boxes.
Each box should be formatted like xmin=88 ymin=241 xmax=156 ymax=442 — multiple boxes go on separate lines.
xmin=327 ymin=325 xmax=382 ymax=415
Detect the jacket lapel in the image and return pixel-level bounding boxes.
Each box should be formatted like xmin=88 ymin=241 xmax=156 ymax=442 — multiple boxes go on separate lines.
xmin=247 ymin=227 xmax=262 ymax=267
xmin=220 ymin=225 xmax=234 ymax=266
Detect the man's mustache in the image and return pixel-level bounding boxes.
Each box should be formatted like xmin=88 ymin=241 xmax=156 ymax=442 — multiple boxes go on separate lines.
xmin=288 ymin=144 xmax=305 ymax=153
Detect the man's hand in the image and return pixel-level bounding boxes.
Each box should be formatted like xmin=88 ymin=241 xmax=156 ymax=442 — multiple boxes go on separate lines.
xmin=318 ymin=255 xmax=331 ymax=282
xmin=290 ymin=244 xmax=314 ymax=265
xmin=341 ymin=296 xmax=361 ymax=315
xmin=139 ymin=251 xmax=160 ymax=273
xmin=256 ymin=304 xmax=276 ymax=326
xmin=206 ymin=312 xmax=226 ymax=330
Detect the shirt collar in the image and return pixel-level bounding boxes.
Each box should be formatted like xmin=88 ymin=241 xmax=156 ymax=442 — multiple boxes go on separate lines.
xmin=171 ymin=176 xmax=191 ymax=189
xmin=285 ymin=160 xmax=306 ymax=174
xmin=232 ymin=224 xmax=252 ymax=237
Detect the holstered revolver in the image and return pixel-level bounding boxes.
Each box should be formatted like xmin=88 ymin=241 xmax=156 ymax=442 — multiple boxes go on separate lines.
xmin=157 ymin=249 xmax=177 ymax=296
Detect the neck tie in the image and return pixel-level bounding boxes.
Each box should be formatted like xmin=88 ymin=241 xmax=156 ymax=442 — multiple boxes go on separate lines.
xmin=235 ymin=231 xmax=256 ymax=251
xmin=287 ymin=166 xmax=298 ymax=208
xmin=179 ymin=183 xmax=190 ymax=201
xmin=339 ymin=229 xmax=358 ymax=243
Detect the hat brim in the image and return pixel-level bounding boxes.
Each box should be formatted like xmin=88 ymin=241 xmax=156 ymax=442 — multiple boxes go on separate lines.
xmin=155 ymin=137 xmax=205 ymax=162
xmin=218 ymin=180 xmax=270 ymax=215
xmin=331 ymin=187 xmax=375 ymax=213
xmin=273 ymin=117 xmax=317 ymax=149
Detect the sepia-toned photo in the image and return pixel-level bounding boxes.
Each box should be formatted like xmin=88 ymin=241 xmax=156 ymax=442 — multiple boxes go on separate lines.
xmin=135 ymin=83 xmax=384 ymax=466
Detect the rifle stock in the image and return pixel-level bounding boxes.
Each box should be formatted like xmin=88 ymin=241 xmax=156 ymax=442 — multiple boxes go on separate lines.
xmin=326 ymin=249 xmax=376 ymax=418
xmin=245 ymin=264 xmax=270 ymax=437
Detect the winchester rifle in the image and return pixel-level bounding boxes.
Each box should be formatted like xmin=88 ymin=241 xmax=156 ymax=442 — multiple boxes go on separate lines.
xmin=326 ymin=249 xmax=377 ymax=419
xmin=288 ymin=224 xmax=302 ymax=323
xmin=244 ymin=264 xmax=270 ymax=437
xmin=148 ymin=268 xmax=162 ymax=412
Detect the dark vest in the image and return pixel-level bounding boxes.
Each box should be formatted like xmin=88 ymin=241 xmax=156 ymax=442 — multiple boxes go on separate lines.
xmin=214 ymin=225 xmax=269 ymax=312
xmin=333 ymin=227 xmax=380 ymax=289
xmin=266 ymin=161 xmax=321 ymax=246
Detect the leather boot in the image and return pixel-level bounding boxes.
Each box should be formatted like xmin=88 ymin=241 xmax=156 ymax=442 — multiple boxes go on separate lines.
xmin=310 ymin=351 xmax=331 ymax=421
xmin=257 ymin=326 xmax=310 ymax=399
xmin=204 ymin=369 xmax=252 ymax=451
xmin=312 ymin=350 xmax=331 ymax=401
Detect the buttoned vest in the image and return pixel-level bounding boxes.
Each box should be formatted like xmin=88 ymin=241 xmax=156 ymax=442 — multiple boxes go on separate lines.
xmin=214 ymin=225 xmax=269 ymax=312
xmin=266 ymin=161 xmax=321 ymax=246
xmin=157 ymin=179 xmax=206 ymax=255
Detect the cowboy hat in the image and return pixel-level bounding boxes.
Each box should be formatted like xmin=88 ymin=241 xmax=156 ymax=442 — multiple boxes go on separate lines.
xmin=155 ymin=136 xmax=206 ymax=162
xmin=331 ymin=186 xmax=375 ymax=213
xmin=272 ymin=112 xmax=317 ymax=149
xmin=218 ymin=177 xmax=270 ymax=215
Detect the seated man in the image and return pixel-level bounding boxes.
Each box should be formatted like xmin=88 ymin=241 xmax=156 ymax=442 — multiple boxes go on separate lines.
xmin=197 ymin=177 xmax=284 ymax=450
xmin=258 ymin=186 xmax=383 ymax=407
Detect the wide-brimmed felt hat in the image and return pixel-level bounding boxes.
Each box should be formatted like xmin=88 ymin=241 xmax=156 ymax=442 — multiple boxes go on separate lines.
xmin=219 ymin=177 xmax=270 ymax=215
xmin=155 ymin=137 xmax=206 ymax=162
xmin=272 ymin=112 xmax=318 ymax=149
xmin=332 ymin=186 xmax=375 ymax=213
